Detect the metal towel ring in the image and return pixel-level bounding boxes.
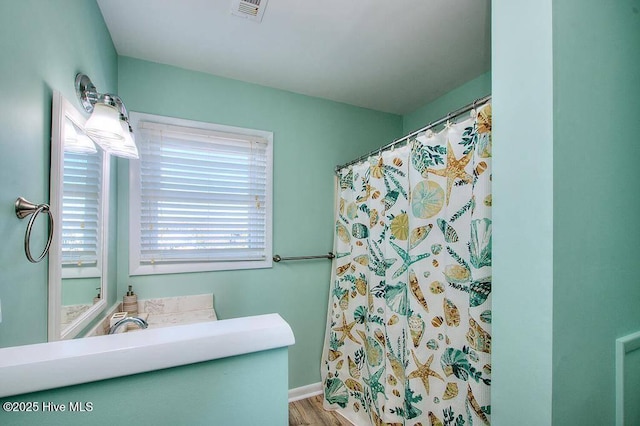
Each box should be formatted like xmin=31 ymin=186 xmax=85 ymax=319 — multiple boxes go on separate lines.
xmin=15 ymin=197 xmax=54 ymax=263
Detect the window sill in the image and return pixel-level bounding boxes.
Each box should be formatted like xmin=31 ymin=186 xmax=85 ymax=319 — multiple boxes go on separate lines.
xmin=129 ymin=258 xmax=273 ymax=276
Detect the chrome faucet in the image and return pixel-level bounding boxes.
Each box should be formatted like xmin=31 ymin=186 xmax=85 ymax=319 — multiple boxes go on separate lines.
xmin=108 ymin=317 xmax=149 ymax=334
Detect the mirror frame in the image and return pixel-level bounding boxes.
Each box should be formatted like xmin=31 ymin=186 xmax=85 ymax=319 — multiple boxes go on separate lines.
xmin=48 ymin=91 xmax=110 ymax=340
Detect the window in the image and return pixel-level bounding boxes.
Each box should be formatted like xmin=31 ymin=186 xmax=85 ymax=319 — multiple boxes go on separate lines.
xmin=129 ymin=112 xmax=273 ymax=275
xmin=61 ymin=149 xmax=104 ymax=278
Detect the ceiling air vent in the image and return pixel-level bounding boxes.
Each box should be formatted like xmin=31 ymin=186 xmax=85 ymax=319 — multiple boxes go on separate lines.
xmin=230 ymin=0 xmax=268 ymax=22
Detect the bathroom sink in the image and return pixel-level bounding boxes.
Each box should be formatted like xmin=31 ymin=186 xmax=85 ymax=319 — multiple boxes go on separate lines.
xmin=119 ymin=310 xmax=217 ymax=332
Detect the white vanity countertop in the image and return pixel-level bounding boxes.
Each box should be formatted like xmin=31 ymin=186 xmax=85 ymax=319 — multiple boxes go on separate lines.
xmin=0 ymin=313 xmax=295 ymax=398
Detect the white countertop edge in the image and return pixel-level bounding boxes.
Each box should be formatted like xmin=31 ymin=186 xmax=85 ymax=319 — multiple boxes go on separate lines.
xmin=0 ymin=313 xmax=295 ymax=398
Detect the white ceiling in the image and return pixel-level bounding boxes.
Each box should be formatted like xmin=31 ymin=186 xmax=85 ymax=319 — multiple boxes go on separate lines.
xmin=97 ymin=0 xmax=491 ymax=115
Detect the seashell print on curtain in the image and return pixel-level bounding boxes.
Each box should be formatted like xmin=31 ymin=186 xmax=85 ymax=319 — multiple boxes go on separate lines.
xmin=322 ymin=104 xmax=492 ymax=425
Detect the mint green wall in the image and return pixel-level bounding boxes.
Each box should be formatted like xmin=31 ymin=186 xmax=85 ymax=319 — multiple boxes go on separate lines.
xmin=402 ymin=71 xmax=491 ymax=134
xmin=0 ymin=347 xmax=289 ymax=425
xmin=492 ymin=1 xmax=554 ymax=424
xmin=62 ymin=278 xmax=100 ymax=305
xmin=0 ymin=0 xmax=118 ymax=348
xmin=552 ymin=1 xmax=640 ymax=424
xmin=116 ymin=56 xmax=402 ymax=389
xmin=493 ymin=0 xmax=640 ymax=424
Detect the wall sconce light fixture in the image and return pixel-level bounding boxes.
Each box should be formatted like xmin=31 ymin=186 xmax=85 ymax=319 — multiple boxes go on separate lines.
xmin=75 ymin=73 xmax=139 ymax=159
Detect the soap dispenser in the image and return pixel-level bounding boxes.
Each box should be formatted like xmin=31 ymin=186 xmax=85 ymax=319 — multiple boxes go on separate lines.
xmin=123 ymin=285 xmax=138 ymax=316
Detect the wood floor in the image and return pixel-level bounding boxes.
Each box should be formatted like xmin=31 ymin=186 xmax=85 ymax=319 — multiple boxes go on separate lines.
xmin=289 ymin=395 xmax=354 ymax=426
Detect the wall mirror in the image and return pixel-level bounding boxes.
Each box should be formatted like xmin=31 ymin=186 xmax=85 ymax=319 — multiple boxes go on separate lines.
xmin=48 ymin=91 xmax=109 ymax=340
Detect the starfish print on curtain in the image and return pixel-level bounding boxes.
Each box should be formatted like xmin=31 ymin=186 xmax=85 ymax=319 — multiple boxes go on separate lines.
xmin=408 ymin=351 xmax=444 ymax=395
xmin=427 ymin=141 xmax=473 ymax=206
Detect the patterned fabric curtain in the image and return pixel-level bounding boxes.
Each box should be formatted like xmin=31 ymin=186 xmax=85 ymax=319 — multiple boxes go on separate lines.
xmin=321 ymin=104 xmax=492 ymax=425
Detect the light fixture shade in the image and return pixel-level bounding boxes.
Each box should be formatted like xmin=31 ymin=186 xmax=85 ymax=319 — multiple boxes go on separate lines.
xmin=85 ymin=103 xmax=125 ymax=144
xmin=106 ymin=120 xmax=139 ymax=159
xmin=64 ymin=120 xmax=97 ymax=154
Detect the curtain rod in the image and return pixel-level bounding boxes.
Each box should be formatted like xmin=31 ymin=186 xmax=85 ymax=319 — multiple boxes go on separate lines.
xmin=335 ymin=94 xmax=491 ymax=173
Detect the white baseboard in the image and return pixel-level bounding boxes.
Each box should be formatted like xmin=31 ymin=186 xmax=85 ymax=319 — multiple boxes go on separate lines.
xmin=288 ymin=383 xmax=357 ymax=425
xmin=288 ymin=382 xmax=322 ymax=402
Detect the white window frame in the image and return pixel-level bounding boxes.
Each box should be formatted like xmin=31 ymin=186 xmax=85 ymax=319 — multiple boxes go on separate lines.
xmin=128 ymin=112 xmax=273 ymax=276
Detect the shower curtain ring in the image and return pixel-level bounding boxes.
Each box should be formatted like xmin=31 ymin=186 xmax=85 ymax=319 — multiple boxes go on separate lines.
xmin=445 ymin=114 xmax=453 ymax=129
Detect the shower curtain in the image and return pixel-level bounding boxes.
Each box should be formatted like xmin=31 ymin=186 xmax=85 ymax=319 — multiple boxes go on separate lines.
xmin=321 ymin=104 xmax=492 ymax=425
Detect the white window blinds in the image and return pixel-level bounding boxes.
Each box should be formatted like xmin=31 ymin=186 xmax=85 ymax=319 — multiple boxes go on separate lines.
xmin=130 ymin=117 xmax=273 ymax=274
xmin=61 ymin=151 xmax=102 ymax=271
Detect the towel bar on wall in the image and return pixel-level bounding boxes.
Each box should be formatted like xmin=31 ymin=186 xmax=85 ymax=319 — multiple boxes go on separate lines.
xmin=273 ymin=252 xmax=335 ymax=263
